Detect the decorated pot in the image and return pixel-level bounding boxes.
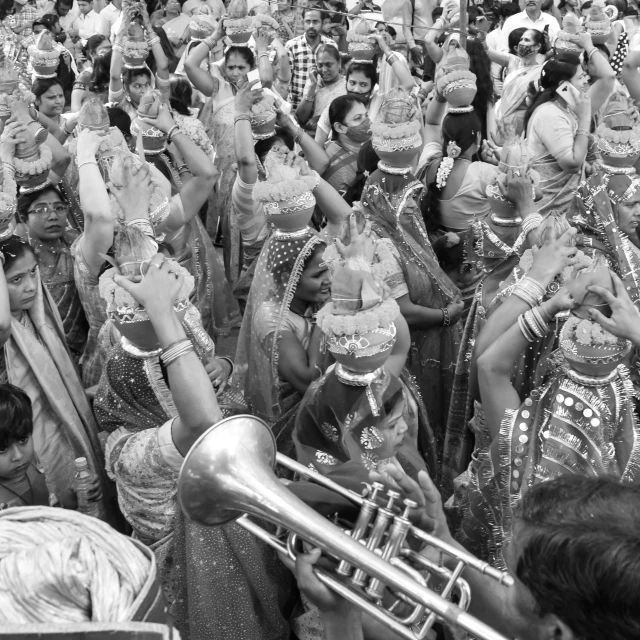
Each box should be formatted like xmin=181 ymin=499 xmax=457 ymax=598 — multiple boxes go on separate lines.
xmin=373 ymin=134 xmax=422 ymax=170
xmin=437 ymin=69 xmax=477 ymax=108
xmin=224 ymin=18 xmax=253 ymax=43
xmin=131 ymin=119 xmax=168 ymax=155
xmin=328 ymin=323 xmax=397 ymax=374
xmin=264 ymin=191 xmax=315 ymax=232
xmin=123 ymin=38 xmax=150 ymax=69
xmin=113 ymin=299 xmax=189 ymax=351
xmin=251 ymin=110 xmax=277 ymax=140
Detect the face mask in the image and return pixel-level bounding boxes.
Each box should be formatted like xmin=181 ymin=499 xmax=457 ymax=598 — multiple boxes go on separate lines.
xmin=346 ymin=90 xmax=372 ymax=104
xmin=343 ymin=117 xmax=371 ymax=143
xmin=517 ymin=43 xmax=537 ymax=57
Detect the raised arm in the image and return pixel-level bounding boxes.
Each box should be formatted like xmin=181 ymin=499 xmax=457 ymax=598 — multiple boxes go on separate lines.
xmin=295 ymin=66 xmax=318 ymax=126
xmin=578 ymin=32 xmax=615 ymax=115
xmin=234 ymin=79 xmax=264 ymax=186
xmin=278 ymin=111 xmax=330 ymax=174
xmin=109 ymin=9 xmax=131 ymax=97
xmin=141 ymin=5 xmax=169 ymax=83
xmin=184 ymin=22 xmax=224 ymax=97
xmin=371 ymin=33 xmax=416 ymax=91
xmin=425 ymin=16 xmax=446 ymax=65
xmin=77 ymin=129 xmax=116 ymax=275
xmin=255 ymin=27 xmax=274 ymax=90
xmin=141 ymin=105 xmax=217 ymax=230
xmin=114 ymin=254 xmax=222 ymax=456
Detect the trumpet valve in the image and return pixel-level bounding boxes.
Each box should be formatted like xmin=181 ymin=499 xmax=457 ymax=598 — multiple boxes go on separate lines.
xmin=351 ymin=504 xmax=395 ymax=587
xmin=337 ymin=496 xmax=379 ymax=576
xmin=365 ymin=508 xmax=414 ymax=600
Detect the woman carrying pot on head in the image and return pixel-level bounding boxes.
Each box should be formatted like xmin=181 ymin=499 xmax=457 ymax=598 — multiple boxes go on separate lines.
xmin=109 ymin=4 xmax=171 ymax=121
xmin=185 ymin=23 xmax=274 ymax=240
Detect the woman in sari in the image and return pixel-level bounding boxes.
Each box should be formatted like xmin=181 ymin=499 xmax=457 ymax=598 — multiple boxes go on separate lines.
xmin=452 ymin=238 xmax=640 ymax=567
xmin=185 ymin=23 xmax=273 ymax=240
xmin=524 ymin=44 xmax=615 ymax=213
xmin=16 ymin=185 xmax=88 ymax=362
xmin=100 ymin=253 xmax=291 ymax=640
xmin=482 ymin=28 xmax=545 ymax=136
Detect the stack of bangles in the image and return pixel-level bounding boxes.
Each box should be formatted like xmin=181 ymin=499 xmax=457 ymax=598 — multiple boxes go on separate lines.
xmin=518 ymin=306 xmax=551 ymax=342
xmin=62 ymin=118 xmax=76 ymax=136
xmin=203 ymin=34 xmax=218 ymax=50
xmin=160 ymin=339 xmax=194 ymax=367
xmin=148 ymin=35 xmax=160 ymax=47
xmin=521 ymin=213 xmax=543 ymax=236
xmin=441 ymin=307 xmax=450 ymax=327
xmin=114 ymin=43 xmax=124 ymax=54
xmin=234 ymin=113 xmax=251 ymax=126
xmin=385 ymin=51 xmax=399 ymax=65
xmin=166 ymin=125 xmax=181 ymax=144
xmin=512 ymin=275 xmax=546 ymax=308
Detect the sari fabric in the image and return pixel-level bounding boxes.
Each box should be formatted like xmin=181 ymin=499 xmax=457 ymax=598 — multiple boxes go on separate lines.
xmin=360 ymin=170 xmax=462 ymax=457
xmin=17 ymin=226 xmax=88 ymax=359
xmin=452 ymin=364 xmax=640 ymax=567
xmin=1 ymin=267 xmax=109 ymax=514
xmin=101 ymin=348 xmax=291 ymax=640
xmin=235 ymin=229 xmax=324 ymax=456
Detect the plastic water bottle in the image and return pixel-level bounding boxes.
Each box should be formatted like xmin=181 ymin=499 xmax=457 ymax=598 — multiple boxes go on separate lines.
xmin=74 ymin=457 xmax=100 ymax=519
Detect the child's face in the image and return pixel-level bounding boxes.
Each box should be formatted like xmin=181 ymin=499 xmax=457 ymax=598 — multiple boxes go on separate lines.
xmin=374 ymin=397 xmax=409 ymax=459
xmin=0 ymin=434 xmax=34 ymax=479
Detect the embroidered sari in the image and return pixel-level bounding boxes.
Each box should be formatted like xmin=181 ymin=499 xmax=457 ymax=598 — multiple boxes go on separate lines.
xmin=99 ymin=339 xmax=290 ymax=640
xmin=235 ymin=229 xmax=325 ymax=458
xmin=360 ymin=170 xmax=462 ymax=461
xmin=0 ymin=264 xmax=110 ymax=515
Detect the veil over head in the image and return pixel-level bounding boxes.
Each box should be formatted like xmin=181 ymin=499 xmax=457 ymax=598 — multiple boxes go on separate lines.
xmin=235 ymin=229 xmax=325 ymax=420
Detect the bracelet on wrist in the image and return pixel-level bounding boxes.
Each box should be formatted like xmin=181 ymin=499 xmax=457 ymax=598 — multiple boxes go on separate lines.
xmin=217 ymin=356 xmax=235 ymax=381
xmin=203 ymin=34 xmax=218 ymax=50
xmin=521 ymin=212 xmax=543 ymax=236
xmin=512 ymin=275 xmax=545 ymax=308
xmin=234 ymin=113 xmax=252 ymax=126
xmin=293 ymin=126 xmax=304 ymax=144
xmin=161 ymin=339 xmax=194 ymax=367
xmin=166 ymin=124 xmax=179 ymax=144
xmin=78 ymin=159 xmax=98 ymax=170
xmin=441 ymin=307 xmax=451 ymax=327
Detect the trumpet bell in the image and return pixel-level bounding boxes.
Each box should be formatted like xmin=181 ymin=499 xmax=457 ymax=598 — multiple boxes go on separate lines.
xmin=178 ymin=414 xmax=276 ymax=526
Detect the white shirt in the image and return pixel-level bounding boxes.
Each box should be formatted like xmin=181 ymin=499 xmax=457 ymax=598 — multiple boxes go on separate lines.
xmin=97 ymin=1 xmax=120 ymax=39
xmin=500 ymin=10 xmax=560 ymax=51
xmin=74 ymin=9 xmax=101 ymax=42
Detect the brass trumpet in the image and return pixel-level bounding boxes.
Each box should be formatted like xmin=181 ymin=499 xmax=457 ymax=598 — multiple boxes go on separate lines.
xmin=178 ymin=415 xmax=513 ymax=640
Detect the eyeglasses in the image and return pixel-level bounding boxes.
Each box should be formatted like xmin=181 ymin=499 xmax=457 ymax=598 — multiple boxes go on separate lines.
xmin=28 ymin=204 xmax=69 ymax=217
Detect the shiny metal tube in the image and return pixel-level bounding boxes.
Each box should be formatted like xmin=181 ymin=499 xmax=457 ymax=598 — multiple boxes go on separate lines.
xmin=178 ymin=415 xmax=511 ymax=640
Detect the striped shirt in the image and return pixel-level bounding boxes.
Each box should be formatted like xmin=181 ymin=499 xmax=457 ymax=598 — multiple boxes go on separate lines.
xmin=285 ymin=34 xmax=334 ymax=110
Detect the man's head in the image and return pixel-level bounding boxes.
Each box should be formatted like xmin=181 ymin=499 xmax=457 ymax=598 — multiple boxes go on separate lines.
xmin=0 ymin=384 xmax=34 ymax=481
xmin=503 ymin=475 xmax=640 ymax=640
xmin=303 ymin=6 xmax=323 ymax=39
xmin=54 ymin=0 xmax=72 ymax=16
xmin=524 ymin=0 xmax=543 ymax=13
xmin=77 ymin=0 xmax=92 ymax=14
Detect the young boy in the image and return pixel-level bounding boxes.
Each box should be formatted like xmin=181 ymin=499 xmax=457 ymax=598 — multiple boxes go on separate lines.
xmin=0 ymin=384 xmax=51 ymax=510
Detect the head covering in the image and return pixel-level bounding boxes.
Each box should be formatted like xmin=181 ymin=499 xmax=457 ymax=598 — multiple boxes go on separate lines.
xmin=235 ymin=229 xmax=324 ymax=420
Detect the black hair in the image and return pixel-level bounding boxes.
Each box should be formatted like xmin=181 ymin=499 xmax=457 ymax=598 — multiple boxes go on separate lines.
xmin=508 ymin=27 xmax=527 ymax=54
xmin=343 ymin=139 xmax=379 ymax=206
xmin=581 ymin=0 xmax=593 ymax=10
xmin=151 ymin=26 xmax=179 ymax=74
xmin=583 ymin=43 xmax=610 ymax=64
xmin=89 ymin=49 xmax=111 ymax=96
xmin=169 ymin=73 xmax=193 ymax=115
xmin=524 ymin=52 xmax=581 ymax=133
xmin=0 ymin=235 xmax=35 ymax=274
xmin=0 ymin=384 xmax=33 ymax=451
xmin=55 ymin=0 xmax=73 ymax=7
xmin=107 ymin=105 xmax=132 ymax=139
xmin=17 ymin=185 xmax=65 ymax=223
xmin=346 ymin=60 xmax=378 ymax=89
xmin=0 ymin=0 xmax=13 ymax=21
xmin=328 ymin=95 xmax=363 ymax=137
xmin=39 ymin=13 xmax=60 ymax=30
xmin=431 ymin=6 xmax=443 ymax=20
xmin=607 ymin=0 xmax=628 ymax=16
xmin=255 ymin=132 xmax=294 ymax=164
xmin=32 ymin=76 xmax=63 ymax=101
xmin=465 ymin=38 xmax=494 ymax=133
xmin=316 ymin=42 xmax=341 ymax=62
xmin=515 ymin=475 xmax=640 ymax=640
xmin=122 ymin=66 xmax=152 ymax=88
xmin=224 ymin=44 xmax=255 ymax=68
xmin=303 ymin=4 xmax=324 ymax=19
xmin=84 ymin=33 xmax=109 ymax=59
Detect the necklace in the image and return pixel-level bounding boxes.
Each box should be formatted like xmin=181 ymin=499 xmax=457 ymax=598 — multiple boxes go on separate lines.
xmin=490 ymin=213 xmax=523 ymax=227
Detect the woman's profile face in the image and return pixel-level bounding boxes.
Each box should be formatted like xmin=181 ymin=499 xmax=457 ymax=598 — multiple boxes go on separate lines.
xmin=519 ymin=29 xmax=540 ymax=50
xmin=340 ymin=101 xmax=368 ymax=128
xmin=294 ymin=251 xmax=331 ymax=304
xmin=569 ymin=65 xmax=590 ymax=93
xmin=371 ymin=395 xmax=408 ymax=459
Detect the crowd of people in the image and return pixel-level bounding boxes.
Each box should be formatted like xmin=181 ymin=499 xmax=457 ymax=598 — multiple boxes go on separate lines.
xmin=0 ymin=0 xmax=640 ymax=637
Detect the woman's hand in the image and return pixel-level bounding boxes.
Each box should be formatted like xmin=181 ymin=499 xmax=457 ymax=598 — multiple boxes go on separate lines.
xmin=446 ymin=298 xmax=464 ymax=325
xmin=307 ymin=67 xmax=320 ymax=88
xmin=334 ymin=213 xmax=377 ymax=263
xmin=576 ymin=30 xmax=594 ymax=52
xmin=499 ymin=174 xmax=535 ymax=211
xmin=114 ymin=253 xmax=183 ymax=318
xmin=235 ymin=79 xmax=263 ymax=115
xmin=117 ymin=7 xmax=133 ymax=39
xmin=0 ymin=121 xmax=27 ymax=157
xmin=211 ymin=16 xmax=225 ymax=43
xmin=543 ymin=283 xmax=577 ymax=317
xmin=587 ymin=271 xmax=640 ymax=345
xmin=205 ymin=357 xmax=232 ymax=393
xmin=140 ymin=2 xmax=153 ymax=30
xmin=110 ymin=157 xmax=155 ymax=221
xmin=76 ymin=127 xmax=103 ymax=160
xmin=271 ymin=36 xmax=286 ymax=57
xmin=140 ymin=103 xmax=175 ymax=133
xmin=528 ymin=227 xmax=579 ymax=283
xmin=368 ymin=31 xmax=390 ymax=54
xmin=254 ymin=26 xmax=270 ymax=52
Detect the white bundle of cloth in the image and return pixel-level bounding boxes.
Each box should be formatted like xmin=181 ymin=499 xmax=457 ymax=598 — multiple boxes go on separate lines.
xmin=0 ymin=507 xmax=151 ymax=623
